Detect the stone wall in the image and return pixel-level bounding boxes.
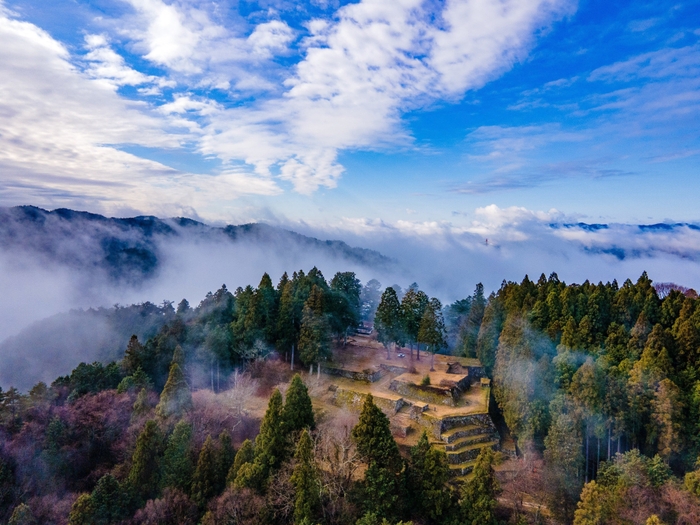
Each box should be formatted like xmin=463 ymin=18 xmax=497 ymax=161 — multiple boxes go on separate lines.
xmin=321 ymin=365 xmax=384 ymax=383
xmin=388 ymin=379 xmax=457 ymax=406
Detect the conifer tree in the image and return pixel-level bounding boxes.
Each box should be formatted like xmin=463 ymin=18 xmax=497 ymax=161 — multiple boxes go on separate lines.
xmin=283 ymin=374 xmax=315 ymax=434
xmin=91 ymin=474 xmax=127 ymax=525
xmin=156 ymin=362 xmax=192 ymax=419
xmin=298 ymin=285 xmax=331 ymax=367
xmin=460 ymin=448 xmax=499 ymax=525
xmin=128 ymin=420 xmax=164 ymax=504
xmin=417 ymin=297 xmax=446 ymax=371
xmin=8 ymin=503 xmax=35 ymax=525
xmin=217 ymin=430 xmax=236 ymax=492
xmin=68 ymin=494 xmax=95 ymax=525
xmin=408 ymin=431 xmax=451 ymax=523
xmin=191 ymin=435 xmax=219 ymax=509
xmin=227 ymin=439 xmax=254 ymax=486
xmin=162 ymin=420 xmax=194 ymax=492
xmin=400 ymin=288 xmax=429 ymax=359
xmin=376 ymin=287 xmax=402 ymax=359
xmin=254 ymin=388 xmax=287 ymax=477
xmin=290 ymin=429 xmax=319 ymax=524
xmin=352 ymin=394 xmax=404 ymax=519
xmin=132 ymin=387 xmax=151 ymax=419
xmin=123 ymin=334 xmax=145 ymax=375
xmin=277 ymin=280 xmax=299 ymax=367
xmin=573 ymin=480 xmax=606 ymax=525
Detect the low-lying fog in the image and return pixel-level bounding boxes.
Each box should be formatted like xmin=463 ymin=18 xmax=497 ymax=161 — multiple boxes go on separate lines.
xmin=2 ymin=205 xmax=700 ymax=390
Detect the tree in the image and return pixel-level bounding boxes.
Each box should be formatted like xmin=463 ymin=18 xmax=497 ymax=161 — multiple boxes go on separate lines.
xmin=283 ymin=374 xmax=315 ymax=434
xmin=400 ymin=288 xmax=429 ymax=360
xmin=460 ymin=283 xmax=486 ymax=357
xmin=417 ymin=298 xmax=446 ymax=371
xmin=217 ymin=430 xmax=236 ymax=493
xmin=128 ymin=420 xmax=164 ymax=504
xmin=246 ymin=388 xmax=287 ymax=486
xmin=361 ymin=279 xmax=383 ymax=323
xmin=131 ymin=488 xmax=198 ymax=525
xmin=277 ymin=281 xmax=300 ymax=368
xmin=408 ymin=431 xmax=451 ymax=523
xmin=352 ymin=394 xmax=404 ymax=519
xmin=573 ymin=481 xmax=606 ymax=525
xmin=228 ymin=439 xmax=255 ymax=486
xmin=162 ymin=420 xmax=194 ymax=492
xmin=376 ymin=287 xmax=402 ymax=359
xmin=68 ymin=495 xmax=95 ymax=525
xmin=123 ymin=334 xmax=145 ymax=375
xmin=8 ymin=503 xmax=36 ymax=525
xmin=290 ymin=429 xmax=320 ymax=524
xmin=329 ymin=271 xmax=362 ymax=345
xmin=460 ymin=448 xmax=499 ymax=525
xmin=155 ymin=362 xmax=192 ymax=419
xmin=191 ymin=435 xmax=219 ymax=509
xmin=91 ymin=474 xmax=127 ymax=524
xmin=298 ymin=285 xmax=331 ymax=369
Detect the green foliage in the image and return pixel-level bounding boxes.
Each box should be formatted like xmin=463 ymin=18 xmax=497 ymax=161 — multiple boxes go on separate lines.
xmin=128 ymin=420 xmax=164 ymax=504
xmin=290 ymin=430 xmax=319 ymax=524
xmin=8 ymin=503 xmax=36 ymax=525
xmin=91 ymin=474 xmax=128 ymax=524
xmin=162 ymin=420 xmax=194 ymax=492
xmin=460 ymin=448 xmax=499 ymax=525
xmin=66 ymin=361 xmax=123 ymax=400
xmin=352 ymin=394 xmax=404 ymax=520
xmin=117 ymin=367 xmax=153 ymax=394
xmin=283 ymin=374 xmax=315 ymax=433
xmin=217 ymin=430 xmax=236 ymax=493
xmin=573 ymin=480 xmax=607 ymax=525
xmin=408 ymin=431 xmax=451 ymax=523
xmin=298 ymin=285 xmax=332 ymax=366
xmin=68 ymin=494 xmax=95 ymax=525
xmin=228 ymin=439 xmax=254 ymax=486
xmin=251 ymin=388 xmax=287 ymax=484
xmin=417 ymin=298 xmax=447 ymax=364
xmin=155 ymin=363 xmax=192 ymax=419
xmin=376 ymin=287 xmax=403 ymax=348
xmin=420 ymin=374 xmax=430 ymax=386
xmin=191 ymin=435 xmax=219 ymax=509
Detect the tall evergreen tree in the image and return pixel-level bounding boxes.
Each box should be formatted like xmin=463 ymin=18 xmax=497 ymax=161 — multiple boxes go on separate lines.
xmin=162 ymin=420 xmax=194 ymax=492
xmin=401 ymin=288 xmax=429 ymax=360
xmin=290 ymin=429 xmax=319 ymax=524
xmin=417 ymin=298 xmax=447 ymax=371
xmin=408 ymin=431 xmax=451 ymax=523
xmin=254 ymin=388 xmax=287 ymax=480
xmin=283 ymin=374 xmax=315 ymax=434
xmin=91 ymin=474 xmax=127 ymax=525
xmin=460 ymin=448 xmax=499 ymax=525
xmin=217 ymin=430 xmax=236 ymax=493
xmin=156 ymin=362 xmax=192 ymax=419
xmin=376 ymin=287 xmax=402 ymax=359
xmin=191 ymin=435 xmax=219 ymax=509
xmin=227 ymin=439 xmax=254 ymax=486
xmin=8 ymin=503 xmax=35 ymax=525
xmin=352 ymin=394 xmax=404 ymax=520
xmin=128 ymin=420 xmax=164 ymax=504
xmin=298 ymin=285 xmax=331 ymax=368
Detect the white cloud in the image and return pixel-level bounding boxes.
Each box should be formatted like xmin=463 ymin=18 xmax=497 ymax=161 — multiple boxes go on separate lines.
xmin=0 ymin=10 xmax=280 ymax=214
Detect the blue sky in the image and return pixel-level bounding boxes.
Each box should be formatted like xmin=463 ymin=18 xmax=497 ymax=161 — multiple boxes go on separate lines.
xmin=0 ymin=0 xmax=698 ymax=231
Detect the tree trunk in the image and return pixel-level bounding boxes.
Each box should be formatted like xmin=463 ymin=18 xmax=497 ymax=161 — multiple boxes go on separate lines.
xmin=344 ymin=330 xmax=347 ymax=347
xmin=416 ymin=343 xmax=421 ymax=361
xmin=608 ymin=423 xmax=611 ymax=461
xmin=317 ymin=362 xmax=321 ymax=379
xmin=291 ymin=344 xmax=295 ymax=371
xmin=211 ymin=362 xmax=214 ymax=392
xmin=217 ymin=360 xmax=220 ymax=393
xmin=386 ymin=344 xmax=390 ymax=360
xmin=597 ymin=436 xmax=600 ymax=477
xmin=430 ymin=350 xmax=435 ymax=371
xmin=310 ymin=364 xmax=313 ymax=375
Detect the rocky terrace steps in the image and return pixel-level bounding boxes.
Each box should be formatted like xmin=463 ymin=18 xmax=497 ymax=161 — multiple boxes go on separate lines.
xmin=432 ymin=416 xmax=501 ymax=477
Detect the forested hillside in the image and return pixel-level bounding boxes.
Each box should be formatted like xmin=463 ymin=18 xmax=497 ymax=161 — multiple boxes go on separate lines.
xmin=2 ymin=269 xmax=700 ymax=524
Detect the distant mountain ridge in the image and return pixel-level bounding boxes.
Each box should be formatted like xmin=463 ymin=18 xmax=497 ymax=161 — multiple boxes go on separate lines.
xmin=0 ymin=206 xmax=393 ymax=283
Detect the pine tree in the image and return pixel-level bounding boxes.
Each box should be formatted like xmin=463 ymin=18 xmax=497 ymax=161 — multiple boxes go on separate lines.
xmin=401 ymin=288 xmax=429 ymax=359
xmin=283 ymin=374 xmax=315 ymax=434
xmin=417 ymin=298 xmax=446 ymax=371
xmin=277 ymin=281 xmax=299 ymax=366
xmin=254 ymin=388 xmax=287 ymax=478
xmin=290 ymin=429 xmax=319 ymax=524
xmin=128 ymin=420 xmax=164 ymax=504
xmin=217 ymin=430 xmax=236 ymax=493
xmin=573 ymin=481 xmax=606 ymax=525
xmin=227 ymin=439 xmax=254 ymax=486
xmin=132 ymin=387 xmax=151 ymax=420
xmin=68 ymin=494 xmax=95 ymax=525
xmin=460 ymin=448 xmax=499 ymax=525
xmin=191 ymin=435 xmax=219 ymax=509
xmin=298 ymin=285 xmax=331 ymax=367
xmin=408 ymin=431 xmax=451 ymax=523
xmin=8 ymin=503 xmax=36 ymax=525
xmin=156 ymin=363 xmax=192 ymax=419
xmin=123 ymin=334 xmax=144 ymax=375
xmin=352 ymin=394 xmax=404 ymax=519
xmin=91 ymin=474 xmax=127 ymax=525
xmin=376 ymin=287 xmax=402 ymax=359
xmin=162 ymin=420 xmax=194 ymax=492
